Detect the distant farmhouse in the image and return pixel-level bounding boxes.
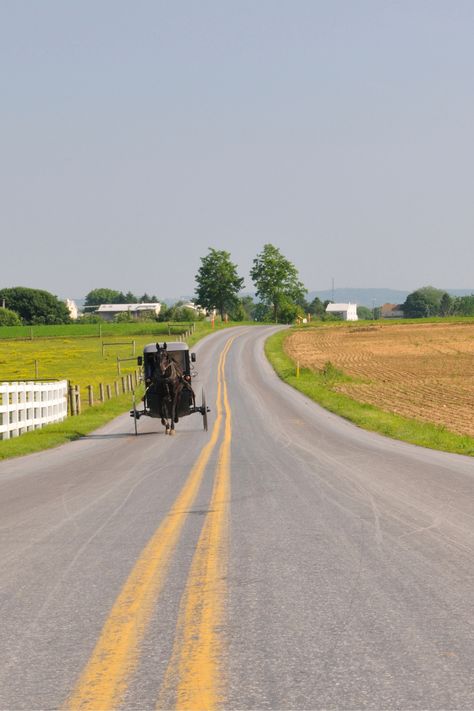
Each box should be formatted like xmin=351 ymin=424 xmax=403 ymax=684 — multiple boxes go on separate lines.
xmin=380 ymin=303 xmax=404 ymax=319
xmin=325 ymin=303 xmax=358 ymax=321
xmin=96 ymin=303 xmax=161 ymax=321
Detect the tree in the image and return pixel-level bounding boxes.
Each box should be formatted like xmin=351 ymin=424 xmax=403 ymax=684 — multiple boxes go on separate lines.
xmin=0 ymin=307 xmax=21 ymax=326
xmin=124 ymin=291 xmax=138 ymax=303
xmin=439 ymin=292 xmax=453 ymax=316
xmin=250 ymin=244 xmax=306 ymax=322
xmin=402 ymin=286 xmax=447 ymax=318
xmin=308 ymin=296 xmax=325 ymax=318
xmin=139 ymin=293 xmax=158 ymax=303
xmin=357 ymin=305 xmax=374 ymax=320
xmin=84 ymin=288 xmax=126 ymax=307
xmin=0 ymin=287 xmax=70 ymax=324
xmin=195 ymin=248 xmax=244 ymax=320
xmin=277 ymin=296 xmax=305 ymax=323
xmin=453 ymin=294 xmax=474 ymax=316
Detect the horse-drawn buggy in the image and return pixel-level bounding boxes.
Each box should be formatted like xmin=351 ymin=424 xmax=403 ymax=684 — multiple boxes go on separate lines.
xmin=130 ymin=341 xmax=209 ymax=435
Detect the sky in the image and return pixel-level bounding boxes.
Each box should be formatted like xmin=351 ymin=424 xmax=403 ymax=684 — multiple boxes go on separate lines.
xmin=1 ymin=1 xmax=473 ymax=300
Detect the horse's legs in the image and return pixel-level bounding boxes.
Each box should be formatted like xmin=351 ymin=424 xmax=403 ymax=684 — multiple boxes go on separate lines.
xmin=160 ymin=398 xmax=170 ymax=434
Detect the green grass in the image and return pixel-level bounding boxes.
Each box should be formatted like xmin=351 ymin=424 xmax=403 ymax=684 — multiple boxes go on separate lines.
xmin=0 ymin=321 xmax=200 ymax=340
xmin=265 ymin=329 xmax=474 ymax=457
xmin=0 ymin=320 xmax=245 ymax=460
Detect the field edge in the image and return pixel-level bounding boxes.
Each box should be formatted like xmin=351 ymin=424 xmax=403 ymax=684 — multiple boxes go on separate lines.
xmin=264 ymin=329 xmax=474 ymax=458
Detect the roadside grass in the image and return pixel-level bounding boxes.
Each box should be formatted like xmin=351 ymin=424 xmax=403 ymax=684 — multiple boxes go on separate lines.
xmin=265 ymin=329 xmax=474 ymax=457
xmin=0 ymin=320 xmax=247 ymax=461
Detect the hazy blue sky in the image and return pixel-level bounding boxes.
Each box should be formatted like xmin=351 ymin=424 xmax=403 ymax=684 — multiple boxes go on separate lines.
xmin=1 ymin=1 xmax=473 ymax=299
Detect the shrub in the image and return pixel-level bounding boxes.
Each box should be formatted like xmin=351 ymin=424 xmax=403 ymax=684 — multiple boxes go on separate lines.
xmin=0 ymin=307 xmax=21 ymax=326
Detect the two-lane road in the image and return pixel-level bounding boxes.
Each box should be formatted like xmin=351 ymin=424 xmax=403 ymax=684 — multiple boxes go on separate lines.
xmin=0 ymin=326 xmax=473 ymax=709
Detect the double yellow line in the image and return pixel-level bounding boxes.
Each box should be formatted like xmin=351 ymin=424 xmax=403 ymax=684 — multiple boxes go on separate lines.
xmin=66 ymin=337 xmax=234 ymax=711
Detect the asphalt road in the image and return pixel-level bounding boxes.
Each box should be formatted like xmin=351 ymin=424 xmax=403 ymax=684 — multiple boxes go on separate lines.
xmin=0 ymin=326 xmax=473 ymax=710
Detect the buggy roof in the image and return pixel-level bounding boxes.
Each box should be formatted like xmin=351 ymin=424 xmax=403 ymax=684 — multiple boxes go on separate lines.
xmin=143 ymin=342 xmax=189 ymax=353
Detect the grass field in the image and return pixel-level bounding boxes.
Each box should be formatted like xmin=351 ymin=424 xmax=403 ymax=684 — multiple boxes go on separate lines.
xmin=0 ymin=321 xmax=196 ymax=340
xmin=265 ymin=328 xmax=474 ymax=457
xmin=0 ymin=321 xmax=224 ymax=407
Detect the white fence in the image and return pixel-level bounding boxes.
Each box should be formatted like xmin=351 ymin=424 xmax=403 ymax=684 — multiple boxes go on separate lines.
xmin=0 ymin=380 xmax=68 ymax=441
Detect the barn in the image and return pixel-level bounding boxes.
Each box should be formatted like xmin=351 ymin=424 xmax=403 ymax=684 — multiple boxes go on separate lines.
xmin=325 ymin=303 xmax=358 ymax=321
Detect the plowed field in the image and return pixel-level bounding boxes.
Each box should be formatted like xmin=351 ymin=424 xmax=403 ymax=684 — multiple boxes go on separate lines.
xmin=285 ymin=323 xmax=474 ymax=437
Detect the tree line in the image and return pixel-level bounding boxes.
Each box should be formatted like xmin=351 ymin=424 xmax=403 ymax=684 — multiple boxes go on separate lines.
xmin=2 ymin=262 xmax=474 ymax=327
xmin=400 ymin=286 xmax=474 ymax=318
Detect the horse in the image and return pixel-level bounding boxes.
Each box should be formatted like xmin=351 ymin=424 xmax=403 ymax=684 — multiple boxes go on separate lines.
xmin=151 ymin=343 xmax=195 ymax=435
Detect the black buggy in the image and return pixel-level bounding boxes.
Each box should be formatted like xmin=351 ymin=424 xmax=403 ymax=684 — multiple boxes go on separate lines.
xmin=130 ymin=341 xmax=209 ymax=435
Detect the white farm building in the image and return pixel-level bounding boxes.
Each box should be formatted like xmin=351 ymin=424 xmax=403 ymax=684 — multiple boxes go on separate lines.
xmin=325 ymin=303 xmax=358 ymax=321
xmin=96 ymin=303 xmax=161 ymax=321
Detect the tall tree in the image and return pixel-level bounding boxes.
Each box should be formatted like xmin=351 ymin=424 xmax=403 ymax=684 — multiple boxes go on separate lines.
xmin=0 ymin=287 xmax=70 ymax=324
xmin=250 ymin=244 xmax=306 ymax=322
xmin=195 ymin=249 xmax=244 ymax=319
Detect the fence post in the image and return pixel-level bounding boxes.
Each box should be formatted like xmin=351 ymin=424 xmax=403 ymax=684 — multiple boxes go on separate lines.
xmin=121 ymin=376 xmax=127 ymax=393
xmin=87 ymin=385 xmax=94 ymax=406
xmin=117 ymin=357 xmax=121 ymax=376
xmin=75 ymin=385 xmax=81 ymax=415
xmin=34 ymin=360 xmax=39 ymax=379
xmin=106 ymin=384 xmax=112 ymax=400
xmin=69 ymin=384 xmax=76 ymax=416
xmin=99 ymin=383 xmax=105 ymax=402
xmin=114 ymin=381 xmax=120 ymax=397
xmin=132 ymin=340 xmax=136 ymax=356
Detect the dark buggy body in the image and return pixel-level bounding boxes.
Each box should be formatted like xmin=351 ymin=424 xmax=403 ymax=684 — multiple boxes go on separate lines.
xmin=131 ymin=341 xmax=208 ymax=434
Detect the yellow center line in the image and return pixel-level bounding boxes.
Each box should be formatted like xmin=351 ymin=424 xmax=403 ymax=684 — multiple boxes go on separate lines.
xmin=157 ymin=342 xmax=233 ymax=711
xmin=65 ymin=338 xmax=234 ymax=711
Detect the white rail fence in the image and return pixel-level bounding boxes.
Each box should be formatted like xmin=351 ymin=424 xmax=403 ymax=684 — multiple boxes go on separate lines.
xmin=0 ymin=380 xmax=68 ymax=441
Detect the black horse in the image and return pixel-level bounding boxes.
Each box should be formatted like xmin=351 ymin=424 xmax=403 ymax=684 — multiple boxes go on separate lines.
xmin=147 ymin=343 xmax=195 ymax=435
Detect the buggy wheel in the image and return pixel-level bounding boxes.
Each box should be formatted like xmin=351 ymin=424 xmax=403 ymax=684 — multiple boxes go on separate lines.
xmin=201 ymin=389 xmax=208 ymax=432
xmin=132 ymin=393 xmax=138 ymax=436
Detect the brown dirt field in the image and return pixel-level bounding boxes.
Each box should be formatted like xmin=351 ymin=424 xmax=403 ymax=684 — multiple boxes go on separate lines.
xmin=285 ymin=322 xmax=474 ymax=437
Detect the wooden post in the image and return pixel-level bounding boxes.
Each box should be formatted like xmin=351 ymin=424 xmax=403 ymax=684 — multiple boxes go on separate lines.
xmin=117 ymin=357 xmax=121 ymax=376
xmin=296 ymin=361 xmax=300 ymax=378
xmin=34 ymin=360 xmax=39 ymax=379
xmin=121 ymin=376 xmax=127 ymax=393
xmin=128 ymin=374 xmax=132 ymax=391
xmin=87 ymin=385 xmax=94 ymax=406
xmin=106 ymin=384 xmax=112 ymax=400
xmin=69 ymin=384 xmax=76 ymax=416
xmin=102 ymin=342 xmax=105 ymax=357
xmin=114 ymin=381 xmax=120 ymax=397
xmin=134 ymin=371 xmax=138 ymax=386
xmin=75 ymin=385 xmax=81 ymax=415
xmin=99 ymin=383 xmax=105 ymax=402
xmin=132 ymin=340 xmax=136 ymax=355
